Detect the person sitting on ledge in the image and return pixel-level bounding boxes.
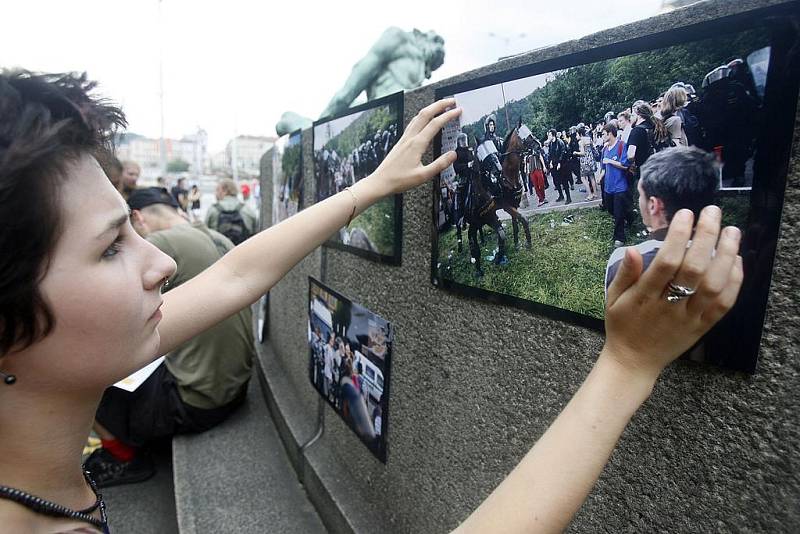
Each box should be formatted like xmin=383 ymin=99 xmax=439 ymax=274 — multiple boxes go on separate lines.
xmin=0 ymin=70 xmax=742 ymax=533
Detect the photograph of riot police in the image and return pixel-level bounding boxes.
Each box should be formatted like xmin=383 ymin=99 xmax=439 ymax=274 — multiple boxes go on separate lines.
xmin=307 ymin=279 xmax=391 ymax=462
xmin=314 ymin=96 xmax=402 ymax=262
xmin=272 ymin=130 xmax=304 ymax=225
xmin=434 ymin=28 xmax=767 ymax=323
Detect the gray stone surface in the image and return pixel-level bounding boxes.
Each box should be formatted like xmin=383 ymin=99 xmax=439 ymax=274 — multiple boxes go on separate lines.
xmin=172 ymin=376 xmax=327 ymax=534
xmin=258 ymin=1 xmax=800 ymax=532
xmin=103 ymin=445 xmax=178 ymax=534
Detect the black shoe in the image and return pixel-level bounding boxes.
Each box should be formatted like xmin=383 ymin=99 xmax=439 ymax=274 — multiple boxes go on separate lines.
xmin=555 ymin=195 xmax=564 ymax=202
xmin=84 ymin=447 xmax=156 ymax=488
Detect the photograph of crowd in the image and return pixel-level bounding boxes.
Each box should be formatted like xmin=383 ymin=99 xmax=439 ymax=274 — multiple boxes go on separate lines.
xmin=433 ymin=27 xmax=771 ymax=327
xmin=307 ymin=278 xmax=392 ymax=462
xmin=313 ymin=93 xmax=403 ymax=263
xmin=272 ymin=130 xmax=303 ymax=225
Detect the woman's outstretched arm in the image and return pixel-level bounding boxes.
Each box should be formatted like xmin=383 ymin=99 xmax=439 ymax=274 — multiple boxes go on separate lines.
xmin=453 ymin=206 xmax=743 ymax=534
xmin=156 ymin=99 xmax=461 ymax=355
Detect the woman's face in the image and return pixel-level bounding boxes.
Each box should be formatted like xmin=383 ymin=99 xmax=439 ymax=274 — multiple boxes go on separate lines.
xmin=17 ymin=155 xmax=176 ymax=391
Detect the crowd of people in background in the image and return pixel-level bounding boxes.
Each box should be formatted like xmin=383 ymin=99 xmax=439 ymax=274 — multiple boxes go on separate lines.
xmin=104 ymin=155 xmax=260 ymax=244
xmin=315 ymin=123 xmax=399 ymax=200
xmin=455 ymin=57 xmax=761 ymax=250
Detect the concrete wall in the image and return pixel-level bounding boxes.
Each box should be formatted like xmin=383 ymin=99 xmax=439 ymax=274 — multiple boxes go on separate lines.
xmin=258 ymin=1 xmax=800 ymax=532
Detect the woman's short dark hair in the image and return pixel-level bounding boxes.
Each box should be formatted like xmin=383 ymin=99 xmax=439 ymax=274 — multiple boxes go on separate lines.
xmin=0 ymin=70 xmax=126 ymax=356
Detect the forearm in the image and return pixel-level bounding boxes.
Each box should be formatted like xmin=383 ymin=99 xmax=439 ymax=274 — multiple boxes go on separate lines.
xmin=454 ymin=348 xmax=655 ymax=534
xmin=157 ymin=175 xmax=385 ymax=354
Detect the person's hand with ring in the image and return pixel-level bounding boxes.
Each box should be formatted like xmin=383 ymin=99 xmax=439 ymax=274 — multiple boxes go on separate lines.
xmin=603 ymin=205 xmax=744 ymax=383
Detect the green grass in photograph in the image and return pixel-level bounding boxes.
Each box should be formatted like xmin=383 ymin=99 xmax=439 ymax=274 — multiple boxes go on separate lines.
xmin=436 ymin=192 xmax=751 ymax=320
xmin=436 ymin=205 xmax=649 ymax=320
xmin=348 ymin=196 xmax=396 ymax=256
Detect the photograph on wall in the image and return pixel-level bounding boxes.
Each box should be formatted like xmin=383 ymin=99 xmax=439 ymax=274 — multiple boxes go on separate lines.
xmin=432 ymin=12 xmax=800 ymax=372
xmin=307 ymin=277 xmax=392 ymax=462
xmin=313 ymin=92 xmax=403 ymax=264
xmin=272 ymin=129 xmax=303 ymax=225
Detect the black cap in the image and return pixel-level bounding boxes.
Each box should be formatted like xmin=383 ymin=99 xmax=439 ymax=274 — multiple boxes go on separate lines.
xmin=128 ymin=187 xmax=179 ymax=210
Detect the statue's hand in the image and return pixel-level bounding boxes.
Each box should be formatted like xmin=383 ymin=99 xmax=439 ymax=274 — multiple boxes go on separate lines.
xmin=369 ymin=98 xmax=461 ymax=195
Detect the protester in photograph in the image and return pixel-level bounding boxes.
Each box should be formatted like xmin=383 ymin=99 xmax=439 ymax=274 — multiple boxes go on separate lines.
xmin=659 ymin=86 xmax=689 ymax=146
xmin=527 ymin=137 xmax=549 ymax=207
xmin=576 ymin=125 xmax=598 ymax=201
xmin=547 ymin=128 xmax=571 ymax=204
xmin=567 ymin=126 xmax=582 ymax=187
xmin=170 ymin=177 xmax=189 ymax=212
xmin=605 ymin=146 xmax=719 ymax=291
xmin=599 ymin=122 xmax=629 ymax=247
xmin=205 ymin=178 xmax=258 ymax=245
xmin=0 ymin=71 xmax=743 ymax=534
xmin=617 ymin=111 xmax=633 ymax=143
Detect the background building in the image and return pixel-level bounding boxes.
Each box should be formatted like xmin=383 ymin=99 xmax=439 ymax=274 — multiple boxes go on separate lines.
xmin=115 ymin=128 xmax=209 ymax=180
xmin=226 ymin=135 xmax=277 ymax=179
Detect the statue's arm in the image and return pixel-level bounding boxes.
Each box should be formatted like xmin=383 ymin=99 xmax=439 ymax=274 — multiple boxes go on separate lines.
xmin=320 ymin=27 xmax=405 ymax=118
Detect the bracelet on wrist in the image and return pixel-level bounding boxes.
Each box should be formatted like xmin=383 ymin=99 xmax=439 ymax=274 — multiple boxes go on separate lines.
xmin=343 ymin=187 xmax=358 ymax=227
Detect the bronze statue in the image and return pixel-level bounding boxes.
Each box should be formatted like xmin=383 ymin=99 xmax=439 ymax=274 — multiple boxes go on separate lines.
xmin=276 ymin=27 xmax=445 ymax=136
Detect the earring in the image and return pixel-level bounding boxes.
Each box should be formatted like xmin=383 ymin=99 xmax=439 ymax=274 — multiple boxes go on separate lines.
xmin=0 ymin=371 xmax=16 ymax=385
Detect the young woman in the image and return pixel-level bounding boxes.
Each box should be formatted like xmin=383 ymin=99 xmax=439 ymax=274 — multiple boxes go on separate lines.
xmin=659 ymin=86 xmax=689 ymax=146
xmin=575 ymin=125 xmax=598 ymax=201
xmin=0 ymin=71 xmax=743 ymax=533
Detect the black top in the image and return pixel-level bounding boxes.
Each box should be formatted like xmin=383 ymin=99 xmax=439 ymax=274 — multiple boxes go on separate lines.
xmin=627 ymin=122 xmax=653 ymax=168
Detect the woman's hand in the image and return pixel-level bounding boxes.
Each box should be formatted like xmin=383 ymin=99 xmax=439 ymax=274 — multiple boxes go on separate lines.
xmin=603 ymin=205 xmax=744 ymax=381
xmin=368 ymin=98 xmax=462 ymax=196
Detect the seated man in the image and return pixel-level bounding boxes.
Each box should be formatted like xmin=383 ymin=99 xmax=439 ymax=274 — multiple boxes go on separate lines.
xmin=205 ymin=178 xmax=259 ymax=245
xmin=605 ymin=146 xmax=719 ymax=292
xmin=86 ymin=187 xmax=256 ymax=487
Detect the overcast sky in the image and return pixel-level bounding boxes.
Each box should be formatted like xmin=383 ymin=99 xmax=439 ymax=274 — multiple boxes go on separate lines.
xmin=2 ymin=0 xmax=663 ymax=151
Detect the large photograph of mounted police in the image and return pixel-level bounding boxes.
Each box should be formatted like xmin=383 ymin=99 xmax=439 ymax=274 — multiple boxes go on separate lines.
xmin=431 ymin=20 xmax=797 ymax=372
xmin=308 ymin=278 xmax=392 ymax=463
xmin=313 ymin=92 xmax=403 ymax=264
xmin=272 ymin=129 xmax=303 ymax=225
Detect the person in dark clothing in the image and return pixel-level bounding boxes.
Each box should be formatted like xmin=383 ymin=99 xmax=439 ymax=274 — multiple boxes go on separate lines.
xmin=567 ymin=127 xmax=582 ymax=186
xmin=547 ymin=128 xmax=571 ymax=204
xmin=452 ymin=133 xmax=474 ymax=252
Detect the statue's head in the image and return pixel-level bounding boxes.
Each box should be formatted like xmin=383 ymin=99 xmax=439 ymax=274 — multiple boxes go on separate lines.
xmin=414 ymin=29 xmax=445 ymax=76
xmin=457 ymin=132 xmax=468 ymax=148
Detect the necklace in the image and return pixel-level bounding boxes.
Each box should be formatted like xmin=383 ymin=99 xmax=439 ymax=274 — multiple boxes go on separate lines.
xmin=0 ymin=470 xmax=108 ymax=531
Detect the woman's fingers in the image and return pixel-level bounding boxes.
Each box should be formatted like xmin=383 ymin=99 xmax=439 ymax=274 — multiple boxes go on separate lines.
xmin=417 ymin=107 xmax=463 ymax=148
xmin=405 ymin=98 xmax=457 ymax=137
xmin=606 ymin=247 xmax=644 ymax=309
xmin=700 ymin=255 xmax=744 ymax=326
xmin=667 ymin=205 xmax=722 ymax=305
xmin=420 ymin=150 xmax=458 ymax=181
xmin=638 ymin=209 xmax=694 ymax=298
xmin=687 ymin=226 xmax=742 ymax=317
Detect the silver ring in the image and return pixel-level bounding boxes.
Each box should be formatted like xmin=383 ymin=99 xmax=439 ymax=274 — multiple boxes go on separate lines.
xmin=666 ymin=281 xmax=696 ymax=303
xmin=668 ymin=282 xmax=696 ymax=296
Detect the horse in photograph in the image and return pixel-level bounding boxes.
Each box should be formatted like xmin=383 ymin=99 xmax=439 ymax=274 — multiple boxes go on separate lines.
xmin=467 ymin=151 xmax=509 ymax=278
xmin=498 ymin=121 xmax=533 ymax=249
